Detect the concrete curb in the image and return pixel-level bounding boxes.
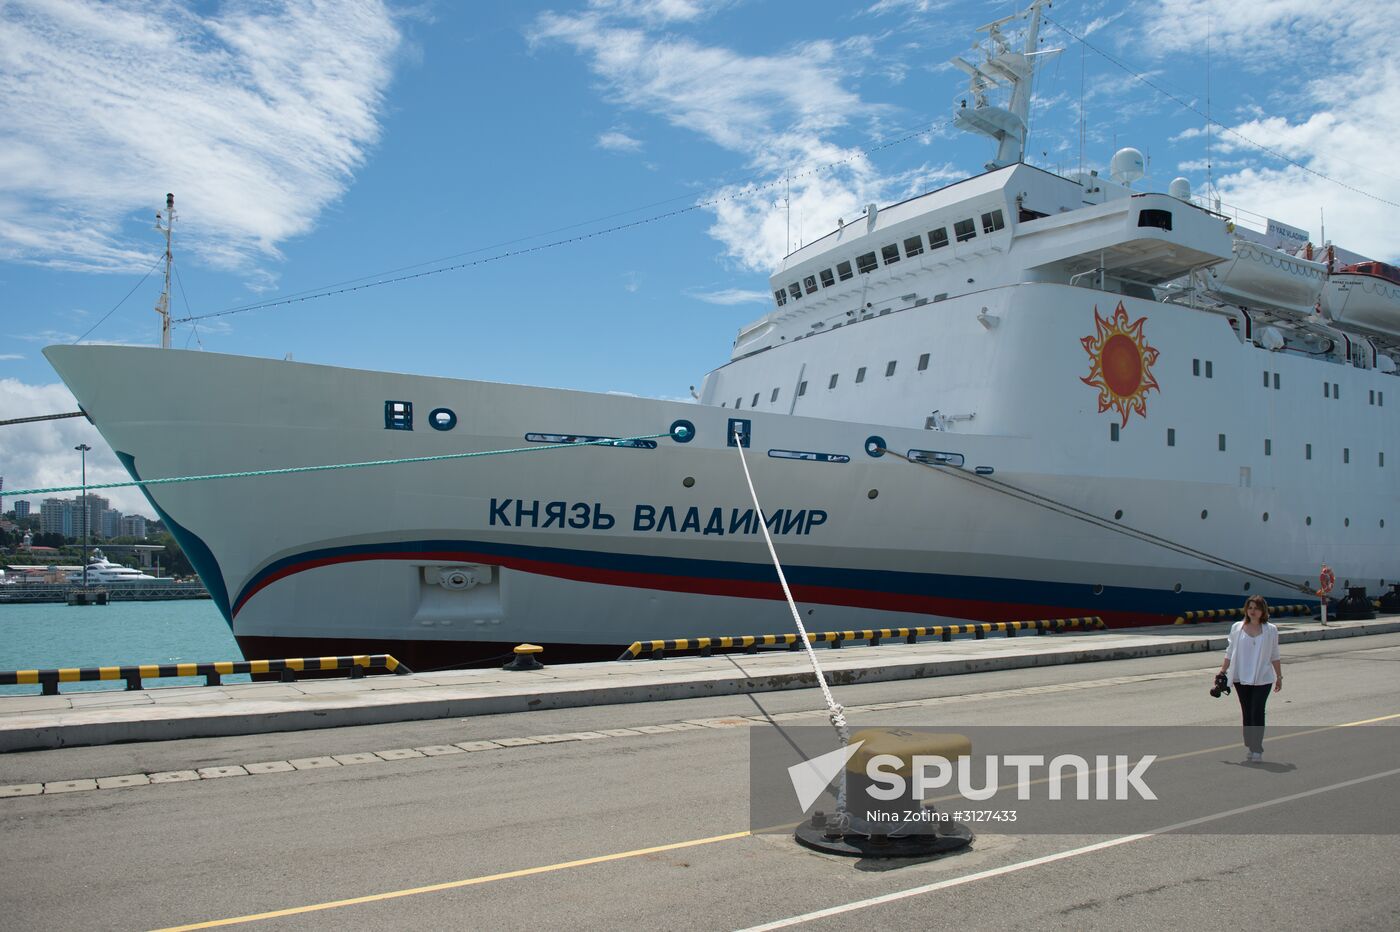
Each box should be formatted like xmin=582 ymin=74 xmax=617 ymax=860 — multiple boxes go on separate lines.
xmin=2 ymin=619 xmax=1397 ymax=752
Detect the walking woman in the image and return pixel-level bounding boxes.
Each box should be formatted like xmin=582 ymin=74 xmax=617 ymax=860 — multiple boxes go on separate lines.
xmin=1218 ymin=595 xmax=1282 ymax=762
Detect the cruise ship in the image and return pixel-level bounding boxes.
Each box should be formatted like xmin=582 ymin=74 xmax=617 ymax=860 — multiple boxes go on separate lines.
xmin=44 ymin=2 xmax=1397 ymax=667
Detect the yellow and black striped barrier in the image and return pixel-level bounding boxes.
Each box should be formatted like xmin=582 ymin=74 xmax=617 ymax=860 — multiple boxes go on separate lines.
xmin=0 ymin=654 xmax=411 ymax=696
xmin=1173 ymin=604 xmax=1314 ymax=625
xmin=617 ymin=617 xmax=1105 ymax=660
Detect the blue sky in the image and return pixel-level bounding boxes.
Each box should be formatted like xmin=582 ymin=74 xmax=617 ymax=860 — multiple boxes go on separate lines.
xmin=4 ymin=0 xmax=1399 ymax=514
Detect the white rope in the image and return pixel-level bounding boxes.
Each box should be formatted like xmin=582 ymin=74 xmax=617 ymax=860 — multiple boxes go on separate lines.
xmin=732 ymin=429 xmax=851 ymax=816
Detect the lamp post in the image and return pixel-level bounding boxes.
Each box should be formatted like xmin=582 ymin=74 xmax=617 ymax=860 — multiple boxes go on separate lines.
xmin=75 ymin=444 xmax=91 ymax=589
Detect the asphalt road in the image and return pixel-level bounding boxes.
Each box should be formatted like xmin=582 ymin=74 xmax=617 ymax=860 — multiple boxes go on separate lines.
xmin=2 ymin=633 xmax=1398 ymax=931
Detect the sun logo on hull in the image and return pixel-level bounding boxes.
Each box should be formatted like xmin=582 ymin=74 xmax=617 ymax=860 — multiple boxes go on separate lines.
xmin=1080 ymin=302 xmax=1160 ymax=427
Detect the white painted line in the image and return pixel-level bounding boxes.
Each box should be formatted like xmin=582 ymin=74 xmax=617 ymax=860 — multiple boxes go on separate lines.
xmin=738 ymin=766 xmax=1400 ymax=931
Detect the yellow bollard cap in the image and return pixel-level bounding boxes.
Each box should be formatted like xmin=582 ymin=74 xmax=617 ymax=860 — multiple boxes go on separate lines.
xmin=847 ymin=728 xmax=973 ymax=776
xmin=513 ymin=644 xmax=544 ymax=655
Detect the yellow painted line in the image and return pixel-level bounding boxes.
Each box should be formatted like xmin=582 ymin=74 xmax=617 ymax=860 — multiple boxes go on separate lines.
xmin=151 ymin=830 xmax=751 ymax=930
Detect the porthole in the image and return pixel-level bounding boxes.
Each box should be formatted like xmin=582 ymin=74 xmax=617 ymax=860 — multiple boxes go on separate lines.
xmin=1113 ymin=509 xmax=1123 ymax=520
xmin=1173 ymin=583 xmax=1183 ymax=593
xmin=1345 ymin=517 xmax=1350 ymax=527
xmin=1382 ymin=519 xmax=1387 ymax=528
xmin=1092 ymin=584 xmax=1104 ymax=596
xmin=428 ymin=407 xmax=457 ymax=431
xmin=867 ymin=489 xmax=879 ymax=500
xmin=1262 ymin=512 xmax=1269 ymax=522
xmin=1200 ymin=510 xmax=1208 ymax=520
xmin=1306 ymin=516 xmax=1312 ymax=526
xmin=1243 ymin=582 xmax=1251 ymax=591
xmin=682 ymin=477 xmax=695 ymax=488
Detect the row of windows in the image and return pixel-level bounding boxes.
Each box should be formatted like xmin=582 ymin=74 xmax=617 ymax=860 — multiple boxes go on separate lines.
xmin=1110 ymin=423 xmax=1386 ymax=464
xmin=723 ymin=353 xmax=933 ymax=409
xmin=773 ymin=210 xmax=1006 ymax=307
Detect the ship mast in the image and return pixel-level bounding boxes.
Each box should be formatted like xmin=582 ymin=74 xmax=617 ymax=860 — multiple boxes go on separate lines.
xmin=951 ymin=0 xmax=1048 ymax=170
xmin=154 ymin=192 xmax=175 ymax=349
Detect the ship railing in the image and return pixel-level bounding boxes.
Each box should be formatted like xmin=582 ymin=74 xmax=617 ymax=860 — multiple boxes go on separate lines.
xmin=0 ymin=654 xmax=412 ymax=696
xmin=617 ymin=617 xmax=1105 ymax=660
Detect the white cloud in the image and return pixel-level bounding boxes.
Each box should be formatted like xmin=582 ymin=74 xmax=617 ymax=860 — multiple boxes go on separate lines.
xmin=686 ymin=287 xmax=769 ymax=305
xmin=0 ymin=379 xmax=153 ymax=516
xmin=0 ymin=1 xmax=401 ymax=275
xmin=532 ymin=10 xmax=920 ymax=271
xmin=0 ymin=354 xmax=24 ymax=361
xmin=597 ymin=130 xmax=643 ymax=152
xmin=1138 ymin=0 xmax=1400 ymax=260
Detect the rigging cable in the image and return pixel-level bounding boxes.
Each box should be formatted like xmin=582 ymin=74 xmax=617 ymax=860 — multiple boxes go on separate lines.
xmin=885 ymin=448 xmax=1313 ymax=596
xmin=172 ymin=119 xmax=955 ymax=325
xmin=1042 ymin=15 xmax=1400 ymax=210
xmin=72 ymin=254 xmax=163 ymax=344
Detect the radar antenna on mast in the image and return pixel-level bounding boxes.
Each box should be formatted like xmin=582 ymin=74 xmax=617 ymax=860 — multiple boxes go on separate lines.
xmin=154 ymin=193 xmax=175 ymax=348
xmin=950 ymin=0 xmax=1053 ymax=170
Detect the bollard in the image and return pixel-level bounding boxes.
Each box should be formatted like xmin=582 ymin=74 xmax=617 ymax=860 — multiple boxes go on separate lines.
xmin=794 ymin=728 xmax=975 ymax=858
xmin=1333 ymin=587 xmax=1376 ymax=621
xmin=503 ymin=644 xmax=545 ymax=671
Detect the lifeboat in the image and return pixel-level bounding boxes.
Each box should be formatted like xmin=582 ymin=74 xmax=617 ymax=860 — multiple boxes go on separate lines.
xmin=1202 ymin=238 xmax=1327 ymax=316
xmin=1322 ymin=261 xmax=1400 ymax=340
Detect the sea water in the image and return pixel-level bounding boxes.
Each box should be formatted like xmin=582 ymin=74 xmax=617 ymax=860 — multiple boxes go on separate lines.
xmin=0 ymin=600 xmax=248 ymax=695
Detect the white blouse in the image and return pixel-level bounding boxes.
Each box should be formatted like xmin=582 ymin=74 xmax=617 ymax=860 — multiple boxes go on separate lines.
xmin=1225 ymin=621 xmax=1280 ymax=685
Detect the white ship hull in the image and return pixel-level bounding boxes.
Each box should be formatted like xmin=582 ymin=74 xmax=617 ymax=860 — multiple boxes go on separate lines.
xmin=45 ymin=281 xmax=1395 ymax=666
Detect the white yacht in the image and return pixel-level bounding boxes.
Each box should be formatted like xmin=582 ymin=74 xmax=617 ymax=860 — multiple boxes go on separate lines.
xmin=66 ymin=550 xmax=160 ymax=585
xmin=43 ymin=2 xmax=1397 ymax=666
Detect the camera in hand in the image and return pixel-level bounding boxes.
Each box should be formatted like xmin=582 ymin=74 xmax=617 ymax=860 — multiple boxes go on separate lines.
xmin=1209 ymin=672 xmax=1232 ymax=698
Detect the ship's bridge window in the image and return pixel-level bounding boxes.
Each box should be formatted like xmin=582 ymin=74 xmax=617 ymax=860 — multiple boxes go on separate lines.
xmin=857 ymin=252 xmax=878 ymax=273
xmin=980 ymin=209 xmax=1005 ymax=233
xmin=788 ymin=282 xmax=802 ymax=300
xmin=1138 ymin=209 xmax=1173 ymax=231
xmin=804 ymin=275 xmax=818 ymax=294
xmin=798 ymin=380 xmax=808 ymax=396
xmin=751 ymin=393 xmax=759 ymax=407
xmin=904 ymin=235 xmax=924 ymax=257
xmin=929 ymin=227 xmax=949 ymax=249
xmin=771 ymin=387 xmax=780 ymax=402
xmin=885 ymin=360 xmax=897 ymax=377
xmin=820 ymin=268 xmax=835 ymax=288
xmin=856 ymin=366 xmax=866 ymax=383
xmin=828 ymin=374 xmax=839 ymax=389
xmin=881 ymin=244 xmax=901 ymax=265
xmin=837 ymin=260 xmax=854 ymax=281
xmin=774 ymin=289 xmax=787 ymax=307
xmin=918 ymin=353 xmax=930 ymax=371
xmin=954 ymin=218 xmax=977 ymax=243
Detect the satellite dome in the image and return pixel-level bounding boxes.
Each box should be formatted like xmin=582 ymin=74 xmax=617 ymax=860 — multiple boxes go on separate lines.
xmin=1110 ymin=147 xmax=1145 ymax=186
xmin=1168 ymin=177 xmax=1192 ymax=201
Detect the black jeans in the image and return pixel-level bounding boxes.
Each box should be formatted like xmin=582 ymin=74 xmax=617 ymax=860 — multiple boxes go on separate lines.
xmin=1235 ymin=683 xmax=1272 ymax=753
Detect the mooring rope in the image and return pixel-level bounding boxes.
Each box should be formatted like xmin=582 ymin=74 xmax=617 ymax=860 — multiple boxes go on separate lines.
xmin=0 ymin=411 xmax=86 ymax=427
xmin=0 ymin=431 xmax=673 ymax=498
xmin=886 ymin=447 xmax=1313 ymax=595
xmin=732 ymin=428 xmax=851 ymax=818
